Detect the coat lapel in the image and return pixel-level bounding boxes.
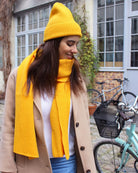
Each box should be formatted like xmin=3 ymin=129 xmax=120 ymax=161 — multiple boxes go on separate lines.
xmin=71 ymin=91 xmax=85 ymax=121
xmin=71 ymin=91 xmax=78 ymax=121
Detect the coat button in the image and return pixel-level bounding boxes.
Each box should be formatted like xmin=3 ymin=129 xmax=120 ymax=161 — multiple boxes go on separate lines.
xmin=80 ymin=146 xmax=85 ymax=151
xmin=86 ymin=169 xmax=91 ymax=173
xmin=76 ymin=122 xmax=79 ymax=127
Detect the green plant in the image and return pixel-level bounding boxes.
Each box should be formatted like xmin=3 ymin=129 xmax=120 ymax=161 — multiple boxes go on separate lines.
xmin=73 ymin=5 xmax=100 ymax=89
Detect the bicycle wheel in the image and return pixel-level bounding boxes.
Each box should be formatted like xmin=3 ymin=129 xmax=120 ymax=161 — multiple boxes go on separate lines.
xmin=117 ymin=92 xmax=136 ymax=110
xmin=94 ymin=140 xmax=137 ymax=173
xmin=87 ymin=89 xmax=103 ymax=105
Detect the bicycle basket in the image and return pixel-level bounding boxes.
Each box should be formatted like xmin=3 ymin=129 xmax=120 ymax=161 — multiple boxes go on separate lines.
xmin=93 ymin=104 xmax=125 ymax=138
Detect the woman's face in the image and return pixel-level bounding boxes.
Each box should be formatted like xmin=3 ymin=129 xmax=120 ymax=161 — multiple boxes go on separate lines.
xmin=59 ymin=36 xmax=80 ymax=59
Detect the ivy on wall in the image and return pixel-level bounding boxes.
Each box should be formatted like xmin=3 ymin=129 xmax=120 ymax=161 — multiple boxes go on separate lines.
xmin=73 ymin=5 xmax=100 ymax=88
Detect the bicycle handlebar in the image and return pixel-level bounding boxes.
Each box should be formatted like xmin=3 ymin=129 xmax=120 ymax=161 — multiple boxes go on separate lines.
xmin=96 ymin=78 xmax=129 ymax=85
xmin=119 ymin=111 xmax=135 ymax=121
xmin=119 ymin=96 xmax=138 ymax=119
xmin=113 ymin=78 xmax=128 ymax=83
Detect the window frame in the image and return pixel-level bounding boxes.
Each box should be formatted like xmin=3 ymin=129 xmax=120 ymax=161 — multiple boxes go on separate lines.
xmin=126 ymin=0 xmax=138 ymax=69
xmin=15 ymin=1 xmax=73 ymax=67
xmin=15 ymin=5 xmax=50 ymax=67
xmin=94 ymin=0 xmax=138 ymax=71
xmin=95 ymin=0 xmax=125 ymax=71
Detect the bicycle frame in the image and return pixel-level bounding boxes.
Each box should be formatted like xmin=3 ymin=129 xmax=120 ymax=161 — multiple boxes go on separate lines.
xmin=115 ymin=119 xmax=138 ymax=171
xmin=101 ymin=83 xmax=124 ymax=102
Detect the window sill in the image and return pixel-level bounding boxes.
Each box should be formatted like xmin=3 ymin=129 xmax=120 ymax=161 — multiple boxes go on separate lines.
xmin=127 ymin=67 xmax=138 ymax=70
xmin=99 ymin=67 xmax=124 ymax=72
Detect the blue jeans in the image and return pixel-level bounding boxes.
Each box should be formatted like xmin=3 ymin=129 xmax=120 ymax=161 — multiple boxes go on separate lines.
xmin=50 ymin=154 xmax=77 ymax=173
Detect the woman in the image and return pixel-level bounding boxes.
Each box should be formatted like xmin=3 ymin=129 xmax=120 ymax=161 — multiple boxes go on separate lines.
xmin=0 ymin=2 xmax=96 ymax=173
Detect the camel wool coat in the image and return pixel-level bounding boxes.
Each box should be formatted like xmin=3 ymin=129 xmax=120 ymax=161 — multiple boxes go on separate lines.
xmin=0 ymin=68 xmax=96 ymax=173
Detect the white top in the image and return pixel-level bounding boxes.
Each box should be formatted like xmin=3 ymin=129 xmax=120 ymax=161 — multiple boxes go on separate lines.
xmin=41 ymin=93 xmax=75 ymax=158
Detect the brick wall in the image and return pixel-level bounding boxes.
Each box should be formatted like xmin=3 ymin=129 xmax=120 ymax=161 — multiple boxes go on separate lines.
xmin=93 ymin=71 xmax=124 ymax=100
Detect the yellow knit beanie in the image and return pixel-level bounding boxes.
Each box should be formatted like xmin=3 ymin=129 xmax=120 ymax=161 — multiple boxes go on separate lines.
xmin=43 ymin=2 xmax=82 ymax=42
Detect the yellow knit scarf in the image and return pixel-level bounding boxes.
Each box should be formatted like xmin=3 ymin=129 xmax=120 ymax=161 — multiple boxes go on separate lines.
xmin=50 ymin=59 xmax=74 ymax=160
xmin=14 ymin=49 xmax=39 ymax=158
xmin=14 ymin=49 xmax=74 ymax=159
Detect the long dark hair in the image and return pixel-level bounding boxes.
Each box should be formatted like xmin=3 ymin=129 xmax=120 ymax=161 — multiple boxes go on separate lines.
xmin=27 ymin=37 xmax=84 ymax=96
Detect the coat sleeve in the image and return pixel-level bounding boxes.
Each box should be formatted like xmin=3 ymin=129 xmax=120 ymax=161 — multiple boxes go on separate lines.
xmin=0 ymin=69 xmax=17 ymax=173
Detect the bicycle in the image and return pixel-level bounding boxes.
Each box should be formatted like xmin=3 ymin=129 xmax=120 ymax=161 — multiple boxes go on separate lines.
xmin=93 ymin=96 xmax=138 ymax=173
xmin=88 ymin=78 xmax=136 ymax=109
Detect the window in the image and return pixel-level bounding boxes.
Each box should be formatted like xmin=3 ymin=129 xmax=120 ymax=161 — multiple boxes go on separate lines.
xmin=39 ymin=8 xmax=49 ymax=28
xmin=28 ymin=33 xmax=43 ymax=54
xmin=17 ymin=36 xmax=26 ymax=65
xmin=15 ymin=1 xmax=73 ymax=66
xmin=17 ymin=16 xmax=25 ymax=32
xmin=16 ymin=6 xmax=49 ymax=66
xmin=131 ymin=17 xmax=138 ymax=67
xmin=132 ymin=0 xmax=138 ymax=11
xmin=63 ymin=1 xmax=72 ymax=10
xmin=97 ymin=0 xmax=124 ymax=68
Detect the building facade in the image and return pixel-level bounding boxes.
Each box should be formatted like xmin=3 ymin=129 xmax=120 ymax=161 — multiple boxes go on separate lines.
xmin=0 ymin=0 xmax=138 ymax=99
